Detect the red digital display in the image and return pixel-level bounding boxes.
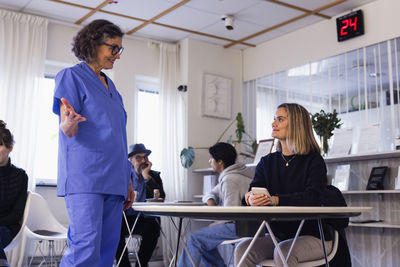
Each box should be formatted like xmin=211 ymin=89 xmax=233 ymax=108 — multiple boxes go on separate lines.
xmin=336 ymin=10 xmax=364 ymax=42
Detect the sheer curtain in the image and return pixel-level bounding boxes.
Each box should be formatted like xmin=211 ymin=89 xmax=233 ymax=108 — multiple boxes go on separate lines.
xmin=0 ymin=9 xmax=48 ymax=191
xmin=1 ymin=9 xmax=47 ymax=266
xmin=158 ymin=42 xmax=187 ymax=265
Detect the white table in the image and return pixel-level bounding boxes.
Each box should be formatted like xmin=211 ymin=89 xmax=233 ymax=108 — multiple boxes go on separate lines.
xmin=131 ymin=205 xmax=372 ymax=267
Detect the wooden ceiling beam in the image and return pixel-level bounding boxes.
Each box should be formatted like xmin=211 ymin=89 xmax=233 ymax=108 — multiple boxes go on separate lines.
xmin=265 ymin=0 xmax=331 ymax=20
xmin=224 ymin=0 xmax=346 ymax=48
xmin=49 ymin=0 xmax=256 ymax=47
xmin=74 ymin=0 xmax=110 ymax=25
xmin=126 ymin=0 xmax=191 ymax=35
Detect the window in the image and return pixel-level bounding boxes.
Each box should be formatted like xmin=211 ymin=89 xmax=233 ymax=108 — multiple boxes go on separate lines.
xmin=248 ymin=36 xmax=400 ymax=153
xmin=136 ymin=76 xmax=161 ymax=170
xmin=34 ymin=76 xmax=59 ymax=185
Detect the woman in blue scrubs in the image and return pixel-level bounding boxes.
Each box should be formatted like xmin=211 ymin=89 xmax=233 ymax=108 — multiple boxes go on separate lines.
xmin=52 ymin=19 xmax=134 ymax=267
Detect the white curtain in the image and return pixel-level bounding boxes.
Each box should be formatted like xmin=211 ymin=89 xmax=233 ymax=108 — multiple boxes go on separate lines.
xmin=158 ymin=42 xmax=187 ymax=265
xmin=0 ymin=9 xmax=47 ymax=266
xmin=0 ymin=9 xmax=48 ymax=191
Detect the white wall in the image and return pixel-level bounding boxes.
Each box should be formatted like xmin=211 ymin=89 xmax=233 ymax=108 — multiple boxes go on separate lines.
xmin=180 ymin=38 xmax=243 ymax=198
xmin=243 ymin=0 xmax=400 ymax=81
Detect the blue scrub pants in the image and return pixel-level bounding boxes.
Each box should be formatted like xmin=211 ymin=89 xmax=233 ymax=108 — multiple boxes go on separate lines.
xmin=61 ymin=193 xmax=124 ymax=267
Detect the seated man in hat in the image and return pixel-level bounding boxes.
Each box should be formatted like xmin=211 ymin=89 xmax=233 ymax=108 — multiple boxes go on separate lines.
xmin=115 ymin=143 xmax=165 ymax=267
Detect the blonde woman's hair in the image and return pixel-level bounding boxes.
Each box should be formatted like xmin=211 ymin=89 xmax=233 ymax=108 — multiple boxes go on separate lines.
xmin=275 ymin=103 xmax=320 ymax=154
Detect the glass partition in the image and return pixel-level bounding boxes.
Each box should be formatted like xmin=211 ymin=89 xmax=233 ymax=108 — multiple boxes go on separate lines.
xmin=245 ymin=37 xmax=400 ymax=153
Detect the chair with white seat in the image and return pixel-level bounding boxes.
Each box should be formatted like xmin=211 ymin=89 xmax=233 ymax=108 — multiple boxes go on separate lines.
xmin=258 ymin=230 xmax=339 ymax=267
xmin=4 ymin=191 xmax=31 ymax=254
xmin=220 ymin=237 xmax=249 ymax=267
xmin=24 ymin=192 xmax=68 ymax=267
xmin=124 ymin=234 xmax=142 ymax=267
xmin=116 ymin=212 xmax=143 ymax=267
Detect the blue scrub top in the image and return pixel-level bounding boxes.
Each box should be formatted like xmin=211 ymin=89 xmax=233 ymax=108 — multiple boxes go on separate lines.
xmin=126 ymin=167 xmax=146 ymax=215
xmin=53 ymin=62 xmax=130 ymax=197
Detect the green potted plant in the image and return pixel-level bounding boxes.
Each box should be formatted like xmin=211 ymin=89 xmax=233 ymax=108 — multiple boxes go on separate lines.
xmin=311 ymin=109 xmax=342 ymax=156
xmin=180 ymin=113 xmax=257 ymax=168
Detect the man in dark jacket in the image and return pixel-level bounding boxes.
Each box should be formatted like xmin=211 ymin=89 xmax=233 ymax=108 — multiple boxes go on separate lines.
xmin=115 ymin=144 xmax=165 ymax=267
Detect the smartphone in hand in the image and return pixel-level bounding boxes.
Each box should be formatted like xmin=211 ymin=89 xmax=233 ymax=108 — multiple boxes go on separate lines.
xmin=251 ymin=187 xmax=271 ymax=198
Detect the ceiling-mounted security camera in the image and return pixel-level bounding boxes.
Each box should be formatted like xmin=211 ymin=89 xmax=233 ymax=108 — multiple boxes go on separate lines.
xmin=177 ymin=85 xmax=187 ymax=92
xmin=221 ymin=15 xmax=234 ymax=30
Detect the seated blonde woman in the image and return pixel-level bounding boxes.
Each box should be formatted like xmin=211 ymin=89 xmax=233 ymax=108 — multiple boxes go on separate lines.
xmin=235 ymin=103 xmax=334 ymax=267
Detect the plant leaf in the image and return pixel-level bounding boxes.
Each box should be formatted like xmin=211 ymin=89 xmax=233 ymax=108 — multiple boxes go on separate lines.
xmin=180 ymin=146 xmax=195 ymax=168
xmin=311 ymin=109 xmax=342 ymax=140
xmin=251 ymin=140 xmax=258 ymax=155
xmin=235 ymin=112 xmax=245 ymax=143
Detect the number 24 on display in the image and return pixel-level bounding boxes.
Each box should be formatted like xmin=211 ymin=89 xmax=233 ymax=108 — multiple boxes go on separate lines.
xmin=336 ymin=10 xmax=364 ymax=42
xmin=340 ymin=17 xmax=357 ymax=36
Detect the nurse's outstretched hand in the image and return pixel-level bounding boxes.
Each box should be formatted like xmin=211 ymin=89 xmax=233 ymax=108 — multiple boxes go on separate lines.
xmin=123 ymin=180 xmax=134 ymax=211
xmin=60 ymin=97 xmax=86 ymax=138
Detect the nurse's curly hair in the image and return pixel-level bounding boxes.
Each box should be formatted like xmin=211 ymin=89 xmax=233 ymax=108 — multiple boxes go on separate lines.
xmin=0 ymin=120 xmax=14 ymax=148
xmin=72 ymin=19 xmax=124 ymax=63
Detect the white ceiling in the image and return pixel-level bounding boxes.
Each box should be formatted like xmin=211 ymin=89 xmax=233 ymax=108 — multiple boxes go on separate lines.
xmin=0 ymin=0 xmax=376 ymax=49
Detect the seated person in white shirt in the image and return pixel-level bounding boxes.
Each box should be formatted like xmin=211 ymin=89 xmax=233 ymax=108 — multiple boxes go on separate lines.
xmin=178 ymin=142 xmax=253 ymax=267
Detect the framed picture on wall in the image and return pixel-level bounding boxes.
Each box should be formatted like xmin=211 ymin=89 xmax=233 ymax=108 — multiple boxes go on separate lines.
xmin=202 ymin=73 xmax=232 ymax=119
xmin=253 ymin=139 xmax=274 ymax=164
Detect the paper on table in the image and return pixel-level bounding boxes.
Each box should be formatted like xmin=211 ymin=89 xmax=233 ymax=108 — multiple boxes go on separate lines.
xmin=357 ymin=123 xmax=380 ymax=154
xmin=332 ymin=164 xmax=350 ymax=191
xmin=329 ymin=128 xmax=353 ymax=156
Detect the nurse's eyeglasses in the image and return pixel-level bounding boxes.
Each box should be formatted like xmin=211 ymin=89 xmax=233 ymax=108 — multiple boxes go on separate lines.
xmin=102 ymin=42 xmax=124 ymax=56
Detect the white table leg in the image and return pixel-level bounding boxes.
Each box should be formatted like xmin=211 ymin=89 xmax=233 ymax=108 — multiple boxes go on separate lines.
xmin=236 ymin=220 xmax=266 ymax=267
xmin=155 ymin=218 xmax=176 ymax=262
xmin=264 ymin=222 xmax=288 ymax=267
xmin=264 ymin=219 xmax=305 ymax=267
xmin=317 ymin=219 xmax=329 ymax=267
xmin=116 ymin=211 xmax=141 ymax=267
xmin=285 ymin=219 xmax=305 ymax=262
xmin=175 ymin=218 xmax=183 ymax=267
xmin=169 ymin=217 xmax=196 ymax=267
